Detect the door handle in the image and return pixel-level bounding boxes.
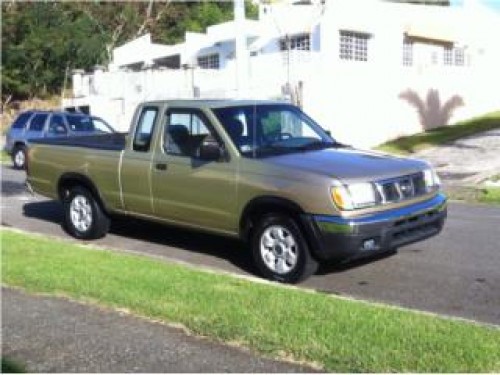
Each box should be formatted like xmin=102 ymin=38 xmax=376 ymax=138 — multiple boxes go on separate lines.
xmin=155 ymin=163 xmax=167 ymax=171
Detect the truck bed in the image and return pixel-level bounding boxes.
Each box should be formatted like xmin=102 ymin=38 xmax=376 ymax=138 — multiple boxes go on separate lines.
xmin=29 ymin=133 xmax=127 ymax=151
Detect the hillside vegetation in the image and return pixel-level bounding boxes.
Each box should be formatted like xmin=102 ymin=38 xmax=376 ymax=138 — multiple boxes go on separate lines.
xmin=1 ymin=1 xmax=257 ymax=103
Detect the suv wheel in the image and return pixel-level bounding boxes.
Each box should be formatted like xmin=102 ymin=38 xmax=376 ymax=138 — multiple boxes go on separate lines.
xmin=252 ymin=214 xmax=318 ymax=283
xmin=12 ymin=145 xmax=26 ymax=170
xmin=63 ymin=186 xmax=110 ymax=240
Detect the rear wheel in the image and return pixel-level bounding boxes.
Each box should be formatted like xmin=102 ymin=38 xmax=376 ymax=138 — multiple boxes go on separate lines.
xmin=63 ymin=186 xmax=110 ymax=240
xmin=12 ymin=145 xmax=26 ymax=170
xmin=252 ymin=214 xmax=318 ymax=283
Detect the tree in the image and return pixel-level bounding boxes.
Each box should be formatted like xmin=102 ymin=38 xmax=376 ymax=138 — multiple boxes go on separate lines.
xmin=1 ymin=1 xmax=258 ymax=101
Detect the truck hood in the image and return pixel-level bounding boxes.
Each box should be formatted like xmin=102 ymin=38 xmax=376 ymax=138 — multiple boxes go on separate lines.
xmin=263 ymin=148 xmax=428 ymax=183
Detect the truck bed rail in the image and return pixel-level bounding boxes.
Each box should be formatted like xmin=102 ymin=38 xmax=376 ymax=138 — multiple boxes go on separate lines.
xmin=29 ymin=133 xmax=127 ymax=151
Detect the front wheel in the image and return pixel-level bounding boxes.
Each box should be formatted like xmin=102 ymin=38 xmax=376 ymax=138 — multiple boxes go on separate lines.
xmin=252 ymin=214 xmax=318 ymax=283
xmin=63 ymin=186 xmax=110 ymax=240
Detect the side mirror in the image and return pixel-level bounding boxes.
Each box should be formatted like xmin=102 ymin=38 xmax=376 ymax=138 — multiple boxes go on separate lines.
xmin=198 ymin=141 xmax=223 ymax=161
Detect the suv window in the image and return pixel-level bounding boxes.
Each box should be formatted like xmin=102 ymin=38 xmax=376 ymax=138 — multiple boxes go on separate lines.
xmin=28 ymin=113 xmax=48 ymax=132
xmin=67 ymin=114 xmax=94 ymax=132
xmin=92 ymin=117 xmax=114 ymax=133
xmin=47 ymin=114 xmax=68 ymax=135
xmin=133 ymin=107 xmax=158 ymax=152
xmin=11 ymin=112 xmax=33 ymax=129
xmin=164 ymin=109 xmax=217 ymax=158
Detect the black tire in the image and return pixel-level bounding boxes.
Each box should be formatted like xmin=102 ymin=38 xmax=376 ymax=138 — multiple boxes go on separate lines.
xmin=12 ymin=144 xmax=26 ymax=170
xmin=251 ymin=214 xmax=318 ymax=283
xmin=63 ymin=186 xmax=110 ymax=240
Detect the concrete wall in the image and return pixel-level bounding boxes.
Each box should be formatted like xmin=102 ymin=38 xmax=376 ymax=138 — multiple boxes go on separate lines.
xmin=303 ymin=62 xmax=500 ymax=148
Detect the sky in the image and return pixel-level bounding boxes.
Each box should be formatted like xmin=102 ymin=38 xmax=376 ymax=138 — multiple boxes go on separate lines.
xmin=450 ymin=0 xmax=500 ymax=12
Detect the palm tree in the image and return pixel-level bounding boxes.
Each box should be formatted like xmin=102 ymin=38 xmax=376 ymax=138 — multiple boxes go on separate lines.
xmin=399 ymin=88 xmax=464 ymax=130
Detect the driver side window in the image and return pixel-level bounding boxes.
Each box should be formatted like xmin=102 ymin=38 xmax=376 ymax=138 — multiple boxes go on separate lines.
xmin=164 ymin=109 xmax=218 ymax=158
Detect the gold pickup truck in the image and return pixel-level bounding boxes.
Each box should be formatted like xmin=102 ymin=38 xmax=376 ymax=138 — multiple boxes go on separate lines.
xmin=27 ymin=100 xmax=447 ymax=283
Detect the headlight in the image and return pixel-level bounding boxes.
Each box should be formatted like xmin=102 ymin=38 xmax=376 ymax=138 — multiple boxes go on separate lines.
xmin=423 ymin=168 xmax=441 ymax=190
xmin=331 ymin=183 xmax=377 ymax=210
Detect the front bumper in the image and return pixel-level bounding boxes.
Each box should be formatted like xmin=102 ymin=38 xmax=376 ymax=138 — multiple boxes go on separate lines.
xmin=302 ymin=193 xmax=447 ymax=262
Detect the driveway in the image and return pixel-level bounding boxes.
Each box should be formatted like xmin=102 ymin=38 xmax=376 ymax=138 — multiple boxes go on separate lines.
xmin=412 ymin=128 xmax=500 ymax=185
xmin=2 ymin=165 xmax=500 ymax=325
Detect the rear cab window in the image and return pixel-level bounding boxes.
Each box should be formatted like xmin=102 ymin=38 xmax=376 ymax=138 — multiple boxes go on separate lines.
xmin=133 ymin=107 xmax=158 ymax=152
xmin=11 ymin=112 xmax=33 ymax=130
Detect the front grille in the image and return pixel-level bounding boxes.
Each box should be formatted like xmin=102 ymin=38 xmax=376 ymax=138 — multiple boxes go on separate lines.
xmin=376 ymin=173 xmax=427 ymax=203
xmin=390 ymin=209 xmax=443 ymax=246
xmin=392 ymin=221 xmax=441 ymax=244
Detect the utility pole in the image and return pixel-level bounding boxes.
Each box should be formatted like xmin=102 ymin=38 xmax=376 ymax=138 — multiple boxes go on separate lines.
xmin=234 ymin=0 xmax=249 ymax=98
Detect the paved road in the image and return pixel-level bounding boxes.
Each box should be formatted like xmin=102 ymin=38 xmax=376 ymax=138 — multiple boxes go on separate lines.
xmin=2 ymin=165 xmax=500 ymax=325
xmin=2 ymin=288 xmax=312 ymax=373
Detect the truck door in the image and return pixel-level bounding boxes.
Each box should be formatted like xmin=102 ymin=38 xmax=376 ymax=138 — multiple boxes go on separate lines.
xmin=120 ymin=105 xmax=160 ymax=215
xmin=151 ymin=108 xmax=238 ymax=233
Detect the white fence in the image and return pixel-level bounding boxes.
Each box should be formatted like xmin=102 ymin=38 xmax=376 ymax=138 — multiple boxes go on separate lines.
xmin=65 ymin=51 xmax=500 ymax=147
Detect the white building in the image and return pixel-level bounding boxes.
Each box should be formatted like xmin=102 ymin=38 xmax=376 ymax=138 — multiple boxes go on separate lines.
xmin=64 ymin=0 xmax=500 ymax=148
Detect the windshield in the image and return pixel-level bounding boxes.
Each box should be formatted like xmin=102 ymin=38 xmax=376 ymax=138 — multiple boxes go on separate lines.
xmin=67 ymin=114 xmax=114 ymax=133
xmin=213 ymin=104 xmax=336 ymax=158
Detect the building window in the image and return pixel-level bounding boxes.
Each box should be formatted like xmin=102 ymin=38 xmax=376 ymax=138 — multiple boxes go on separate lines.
xmin=444 ymin=46 xmax=465 ymax=66
xmin=402 ymin=37 xmax=413 ymax=66
xmin=280 ymin=34 xmax=311 ymax=51
xmin=431 ymin=50 xmax=439 ymax=65
xmin=197 ymin=54 xmax=220 ymax=69
xmin=443 ymin=46 xmax=453 ymax=65
xmin=454 ymin=47 xmax=465 ymax=66
xmin=339 ymin=31 xmax=370 ymax=61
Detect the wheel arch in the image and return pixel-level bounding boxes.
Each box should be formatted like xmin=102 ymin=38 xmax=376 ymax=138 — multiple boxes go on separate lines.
xmin=58 ymin=173 xmax=109 ymax=214
xmin=239 ymin=196 xmax=306 ymax=241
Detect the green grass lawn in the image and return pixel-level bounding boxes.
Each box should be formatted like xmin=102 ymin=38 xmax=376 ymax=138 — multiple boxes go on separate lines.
xmin=1 ymin=151 xmax=11 ymax=164
xmin=376 ymin=111 xmax=500 ymax=155
xmin=478 ymin=187 xmax=500 ymax=205
xmin=444 ymin=186 xmax=500 ymax=205
xmin=2 ymin=229 xmax=499 ymax=372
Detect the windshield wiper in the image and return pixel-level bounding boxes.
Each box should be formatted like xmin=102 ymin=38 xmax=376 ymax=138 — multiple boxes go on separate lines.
xmin=329 ymin=141 xmax=351 ymax=148
xmin=295 ymin=140 xmax=351 ymax=151
xmin=252 ymin=140 xmax=351 ymax=158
